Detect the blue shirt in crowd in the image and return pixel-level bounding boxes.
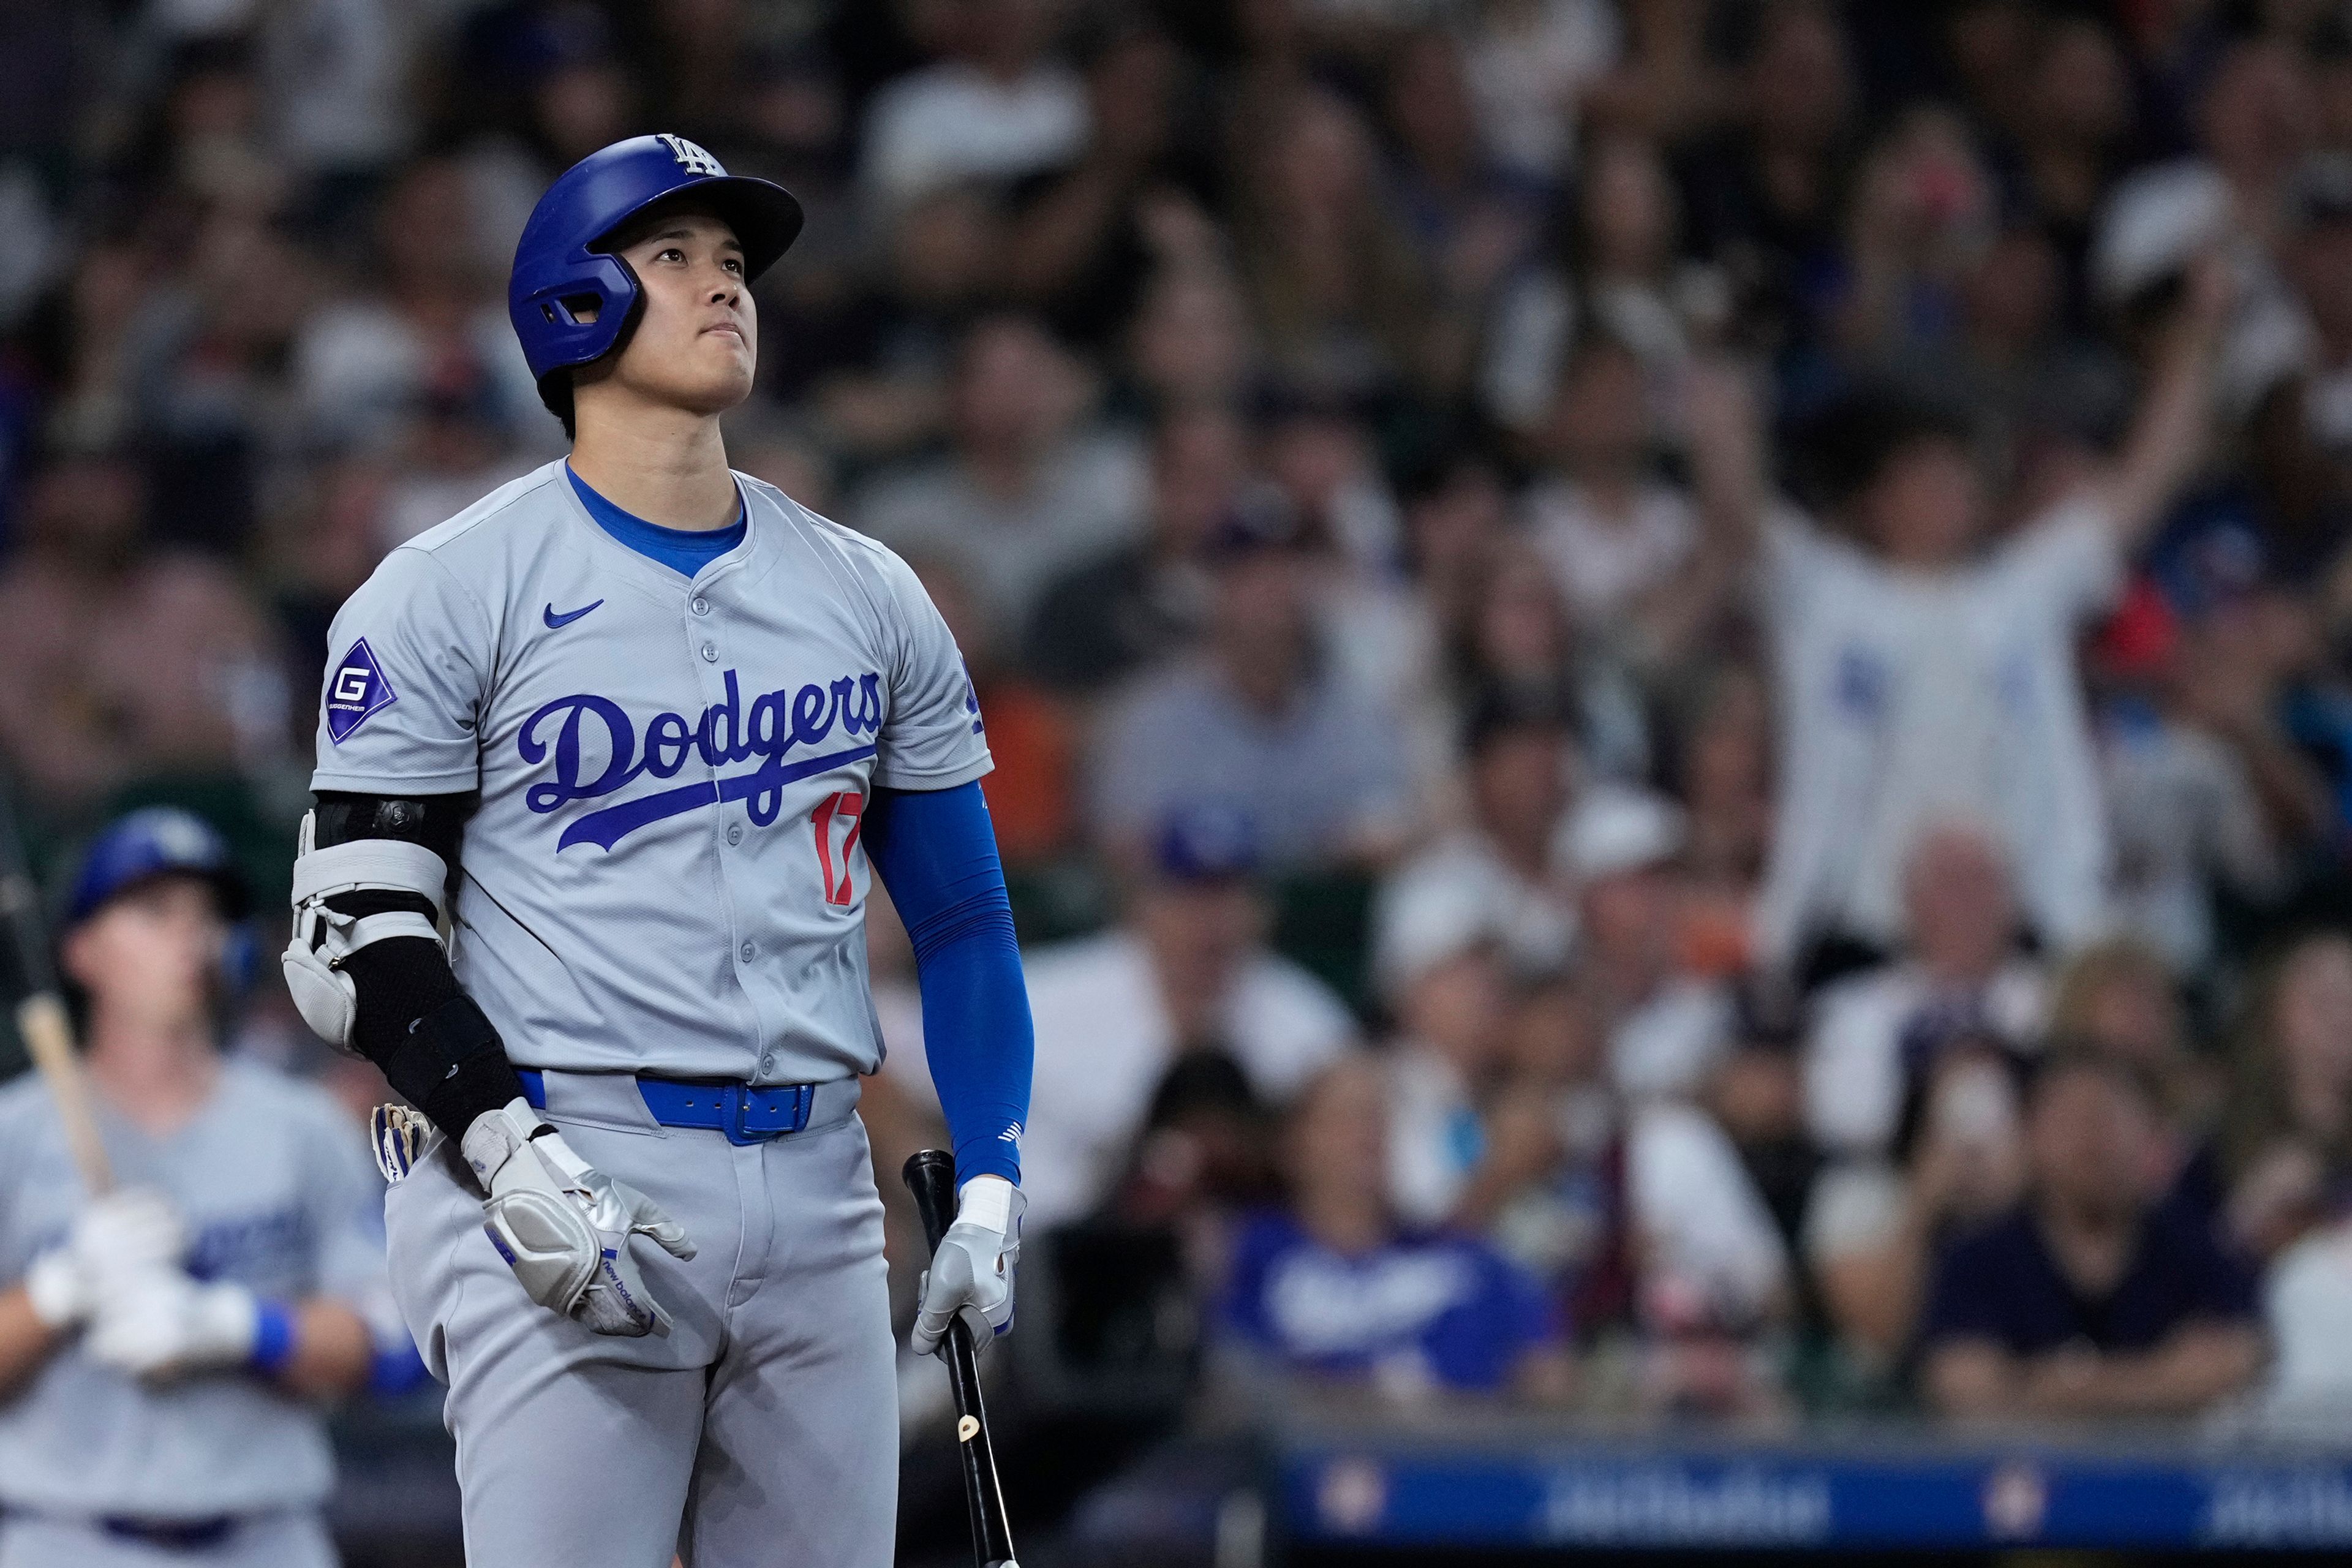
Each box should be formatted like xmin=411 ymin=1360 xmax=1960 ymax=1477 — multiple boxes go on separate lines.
xmin=1918 ymin=1202 xmax=2258 ymax=1358
xmin=1220 ymin=1210 xmax=1558 ymax=1392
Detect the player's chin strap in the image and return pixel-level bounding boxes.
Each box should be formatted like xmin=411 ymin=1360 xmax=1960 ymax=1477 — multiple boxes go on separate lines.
xmin=282 ymin=809 xmax=448 ymax=1052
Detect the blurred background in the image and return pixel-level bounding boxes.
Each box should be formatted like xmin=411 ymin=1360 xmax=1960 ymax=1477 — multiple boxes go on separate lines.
xmin=12 ymin=0 xmax=2352 ymax=1562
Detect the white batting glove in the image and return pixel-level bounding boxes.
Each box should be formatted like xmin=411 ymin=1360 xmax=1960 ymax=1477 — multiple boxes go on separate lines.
xmin=87 ymin=1270 xmax=261 ymax=1382
xmin=463 ymin=1099 xmax=696 ymax=1338
xmin=913 ymin=1176 xmax=1023 ymax=1359
xmin=24 ymin=1188 xmax=189 ymax=1330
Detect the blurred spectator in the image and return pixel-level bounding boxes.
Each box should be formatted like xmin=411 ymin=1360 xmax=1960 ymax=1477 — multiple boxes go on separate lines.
xmin=1261 ymin=393 xmax=1453 ymax=793
xmin=2297 ymin=154 xmax=2352 ymax=459
xmin=859 ymin=0 xmax=1087 ymax=212
xmin=1375 ymin=856 xmax=1517 ymax=1229
xmin=2049 ymin=938 xmax=2225 ymax=1218
xmin=1662 ymin=661 xmax=1773 ymax=977
xmin=1563 ymin=788 xmax=1732 ymax=1102
xmin=1830 ymin=107 xmax=1999 ymax=370
xmin=1627 ymin=1026 xmax=1807 ymax=1418
xmin=1220 ymin=1056 xmax=1570 ymax=1402
xmin=2259 ymin=1207 xmax=2352 ymax=1428
xmin=1013 ymin=808 xmax=1356 ymax=1228
xmin=1090 ymin=500 xmax=1417 ymax=872
xmin=1921 ymin=1050 xmax=2261 ymax=1420
xmin=1811 ymin=1031 xmax=2029 ymax=1371
xmin=1455 ymin=541 xmax=1651 ymax=785
xmin=911 ymin=554 xmax=1076 ymax=867
xmin=1482 ymin=132 xmax=1724 ymax=435
xmin=1460 ymin=0 xmax=1621 ymax=185
xmin=1743 ymin=259 xmax=2229 ymax=967
xmin=1522 ymin=335 xmax=1697 ymax=638
xmin=1675 ymin=2 xmax=1856 ymax=355
xmin=2096 ymin=588 xmax=2290 ymax=973
xmin=123 ymin=199 xmax=315 ymax=554
xmin=1378 ymin=684 xmax=1580 ymax=986
xmin=1480 ymin=975 xmax=1630 ymax=1330
xmin=1001 ymin=21 xmax=1216 ymax=350
xmin=1381 ymin=29 xmax=1545 ymax=382
xmin=1118 ymin=261 xmax=1259 ymax=413
xmin=854 ymin=313 xmax=1146 ymax=647
xmin=1803 ymin=824 xmax=2045 ymax=1163
xmin=1230 ymin=88 xmax=1430 ymax=399
xmin=785 ymin=186 xmax=1005 ymax=459
xmin=0 ymin=440 xmax=287 ymax=807
xmin=291 ymin=156 xmax=543 ymax=453
xmin=2225 ymin=932 xmax=2352 ymax=1261
xmin=1025 ymin=403 xmax=1242 ymax=696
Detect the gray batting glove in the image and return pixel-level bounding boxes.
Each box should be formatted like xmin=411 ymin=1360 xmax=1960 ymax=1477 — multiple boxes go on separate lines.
xmin=913 ymin=1175 xmax=1023 ymax=1359
xmin=463 ymin=1099 xmax=695 ymax=1337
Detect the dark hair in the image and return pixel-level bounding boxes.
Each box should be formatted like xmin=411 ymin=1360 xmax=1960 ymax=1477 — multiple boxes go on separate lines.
xmin=1793 ymin=381 xmax=1977 ymax=511
xmin=540 ymin=372 xmax=576 ymax=441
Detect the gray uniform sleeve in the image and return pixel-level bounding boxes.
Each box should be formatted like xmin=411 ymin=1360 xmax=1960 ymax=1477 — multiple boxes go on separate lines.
xmin=869 ymin=548 xmax=994 ymax=792
xmin=310 ymin=545 xmax=492 ymax=795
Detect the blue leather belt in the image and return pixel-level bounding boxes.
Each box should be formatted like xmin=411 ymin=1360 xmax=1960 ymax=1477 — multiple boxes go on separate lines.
xmin=516 ymin=1069 xmax=815 ymax=1145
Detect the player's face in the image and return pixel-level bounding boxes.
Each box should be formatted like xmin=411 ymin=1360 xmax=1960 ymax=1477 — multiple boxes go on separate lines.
xmin=600 ymin=211 xmax=757 ymax=417
xmin=62 ymin=876 xmax=227 ymax=1028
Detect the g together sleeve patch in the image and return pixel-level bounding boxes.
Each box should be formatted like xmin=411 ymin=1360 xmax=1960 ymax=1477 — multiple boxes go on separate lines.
xmin=325 ymin=637 xmax=398 ymax=742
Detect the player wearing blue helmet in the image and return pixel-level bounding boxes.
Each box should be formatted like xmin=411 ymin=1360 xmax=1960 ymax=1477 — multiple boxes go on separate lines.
xmin=285 ymin=135 xmax=1035 ymax=1564
xmin=0 ymin=809 xmax=417 ymax=1568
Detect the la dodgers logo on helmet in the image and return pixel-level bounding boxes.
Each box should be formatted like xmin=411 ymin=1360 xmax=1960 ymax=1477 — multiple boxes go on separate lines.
xmin=656 ymin=134 xmax=725 ymax=178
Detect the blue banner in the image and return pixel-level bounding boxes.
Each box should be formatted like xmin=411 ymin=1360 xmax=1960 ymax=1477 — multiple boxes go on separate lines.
xmin=1276 ymin=1441 xmax=2352 ymax=1548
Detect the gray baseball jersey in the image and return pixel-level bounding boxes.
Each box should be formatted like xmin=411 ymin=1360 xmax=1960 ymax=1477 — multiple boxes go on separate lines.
xmin=309 ymin=459 xmax=993 ymax=1086
xmin=0 ymin=1058 xmax=391 ymax=1518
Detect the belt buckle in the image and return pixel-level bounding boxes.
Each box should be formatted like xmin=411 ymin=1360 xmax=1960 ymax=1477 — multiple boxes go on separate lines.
xmin=719 ymin=1085 xmax=763 ymax=1147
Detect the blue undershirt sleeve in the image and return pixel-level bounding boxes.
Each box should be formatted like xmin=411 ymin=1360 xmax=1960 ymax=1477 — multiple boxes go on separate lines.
xmin=862 ymin=781 xmax=1031 ymax=1186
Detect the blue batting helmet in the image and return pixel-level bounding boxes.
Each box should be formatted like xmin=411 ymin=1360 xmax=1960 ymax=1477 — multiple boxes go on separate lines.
xmin=507 ymin=133 xmax=804 ymax=391
xmin=66 ymin=808 xmax=252 ymax=929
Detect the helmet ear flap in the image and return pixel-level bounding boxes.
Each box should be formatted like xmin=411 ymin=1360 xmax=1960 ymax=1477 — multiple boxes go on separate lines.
xmin=533 ymin=257 xmax=645 ymax=438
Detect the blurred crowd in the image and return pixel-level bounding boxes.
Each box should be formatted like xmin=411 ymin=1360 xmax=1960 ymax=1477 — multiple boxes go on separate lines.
xmin=12 ymin=0 xmax=2352 ymax=1435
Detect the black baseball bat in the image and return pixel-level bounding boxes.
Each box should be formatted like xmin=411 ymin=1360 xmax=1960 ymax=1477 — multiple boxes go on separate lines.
xmin=903 ymin=1149 xmax=1018 ymax=1568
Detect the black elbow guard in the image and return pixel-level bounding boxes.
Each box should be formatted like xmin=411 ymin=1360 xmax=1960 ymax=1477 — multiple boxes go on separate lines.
xmin=339 ymin=934 xmax=524 ymax=1139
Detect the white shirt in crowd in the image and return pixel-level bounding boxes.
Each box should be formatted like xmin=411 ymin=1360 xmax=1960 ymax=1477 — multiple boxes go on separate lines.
xmin=861 ymin=59 xmax=1090 ymax=209
xmin=892 ymin=930 xmax=1355 ymax=1227
xmin=1387 ymin=1044 xmax=1480 ymax=1229
xmin=1754 ymin=499 xmax=2124 ymax=960
xmin=1380 ymin=835 xmax=1577 ymax=984
xmin=1610 ymin=979 xmax=1734 ymax=1105
xmin=1627 ymin=1102 xmax=1790 ymax=1327
xmin=2100 ymin=708 xmax=2280 ymax=972
xmin=1802 ymin=958 xmax=2046 ymax=1159
xmin=2261 ymin=1219 xmax=2352 ymax=1428
xmin=1525 ymin=478 xmax=1698 ymax=632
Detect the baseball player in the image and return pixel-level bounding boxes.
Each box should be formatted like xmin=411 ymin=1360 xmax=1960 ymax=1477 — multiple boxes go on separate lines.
xmin=284 ymin=134 xmax=1035 ymax=1565
xmin=0 ymin=808 xmax=418 ymax=1568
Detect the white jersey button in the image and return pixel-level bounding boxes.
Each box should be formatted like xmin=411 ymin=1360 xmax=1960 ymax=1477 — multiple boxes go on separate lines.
xmin=700 ymin=642 xmax=718 ymax=662
xmin=739 ymin=941 xmax=756 ymax=962
xmin=725 ymin=823 xmax=743 ymax=846
xmin=692 ymin=597 xmax=710 ymax=616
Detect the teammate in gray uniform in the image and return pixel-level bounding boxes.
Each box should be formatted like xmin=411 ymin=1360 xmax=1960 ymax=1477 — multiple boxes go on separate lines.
xmin=284 ymin=135 xmax=1035 ymax=1565
xmin=0 ymin=809 xmax=409 ymax=1568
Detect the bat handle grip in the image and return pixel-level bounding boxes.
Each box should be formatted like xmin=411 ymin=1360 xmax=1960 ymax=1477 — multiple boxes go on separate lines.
xmin=905 ymin=1147 xmax=959 ymax=1252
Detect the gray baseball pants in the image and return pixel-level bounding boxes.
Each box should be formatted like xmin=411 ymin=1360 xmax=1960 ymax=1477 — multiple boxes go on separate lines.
xmin=384 ymin=1070 xmax=896 ymax=1567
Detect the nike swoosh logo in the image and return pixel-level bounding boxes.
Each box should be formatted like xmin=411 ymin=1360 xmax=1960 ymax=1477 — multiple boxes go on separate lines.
xmin=543 ymin=600 xmax=604 ymax=629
